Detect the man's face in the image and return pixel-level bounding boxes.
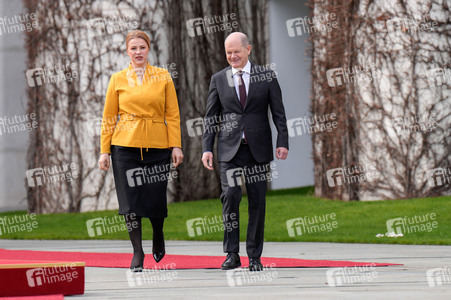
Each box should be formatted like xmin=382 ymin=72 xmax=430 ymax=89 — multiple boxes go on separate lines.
xmin=225 ymin=38 xmax=251 ymax=70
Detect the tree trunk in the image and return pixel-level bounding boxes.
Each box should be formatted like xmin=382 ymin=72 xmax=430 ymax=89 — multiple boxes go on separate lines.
xmin=163 ymin=0 xmax=268 ymax=202
xmin=310 ymin=0 xmax=450 ymax=200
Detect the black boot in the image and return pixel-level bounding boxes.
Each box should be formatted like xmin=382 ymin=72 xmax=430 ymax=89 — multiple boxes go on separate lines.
xmin=150 ymin=218 xmax=165 ymax=263
xmin=125 ymin=214 xmax=144 ymax=272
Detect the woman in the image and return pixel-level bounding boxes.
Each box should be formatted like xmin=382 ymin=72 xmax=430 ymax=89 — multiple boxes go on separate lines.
xmin=98 ymin=30 xmax=183 ymax=272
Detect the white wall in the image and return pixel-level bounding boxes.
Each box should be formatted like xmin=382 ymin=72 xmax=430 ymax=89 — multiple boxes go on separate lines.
xmin=0 ymin=1 xmax=28 ymax=211
xmin=0 ymin=0 xmax=314 ymax=212
xmin=269 ymin=0 xmax=313 ymax=189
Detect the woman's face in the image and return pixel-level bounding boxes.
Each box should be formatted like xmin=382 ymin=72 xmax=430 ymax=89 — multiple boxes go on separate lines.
xmin=126 ymin=38 xmax=149 ymax=67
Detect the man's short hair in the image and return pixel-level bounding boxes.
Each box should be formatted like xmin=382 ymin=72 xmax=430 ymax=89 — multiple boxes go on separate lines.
xmin=239 ymin=34 xmax=249 ymax=47
xmin=225 ymin=32 xmax=249 ymax=47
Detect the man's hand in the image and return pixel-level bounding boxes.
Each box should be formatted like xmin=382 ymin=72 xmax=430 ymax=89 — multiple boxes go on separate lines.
xmin=202 ymin=152 xmax=214 ymax=170
xmin=172 ymin=147 xmax=184 ymax=168
xmin=276 ymin=147 xmax=288 ymax=160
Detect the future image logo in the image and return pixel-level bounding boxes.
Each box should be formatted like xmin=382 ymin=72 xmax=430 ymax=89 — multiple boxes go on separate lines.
xmin=325 ymin=163 xmax=378 ymax=188
xmin=126 ymin=263 xmax=177 ymax=287
xmin=386 ymin=213 xmax=438 ymax=235
xmin=393 ymin=114 xmax=438 ymax=134
xmin=186 ymin=13 xmax=238 ymax=37
xmin=26 ymin=264 xmax=79 ymax=288
xmin=85 ymin=15 xmax=138 ymax=38
xmin=286 ymin=13 xmax=338 ymax=37
xmin=186 ymin=214 xmax=237 ymax=237
xmin=326 ymin=64 xmax=381 ymax=87
xmin=426 ymin=266 xmax=451 ymax=287
xmin=226 ymin=167 xmax=244 ymax=187
xmin=86 ymin=214 xmax=138 ymax=237
xmin=186 ymin=117 xmax=204 ymax=137
xmin=286 ymin=213 xmax=338 ymax=237
xmin=25 ymin=63 xmax=78 ymax=87
xmin=226 ymin=163 xmax=278 ymax=188
xmin=427 ymin=67 xmax=450 ymax=87
xmin=381 ymin=14 xmax=439 ymax=34
xmin=0 ymin=113 xmax=38 ymax=136
xmin=426 ymin=167 xmax=451 ymax=187
xmin=26 ymin=163 xmax=78 ymax=187
xmin=326 ymin=264 xmax=377 ymax=287
xmin=126 ymin=164 xmax=177 ymax=187
xmin=0 ymin=12 xmax=39 ymax=36
xmin=226 ymin=263 xmax=278 ymax=287
xmin=0 ymin=214 xmax=38 ymax=236
xmin=287 ymin=113 xmax=338 ymax=137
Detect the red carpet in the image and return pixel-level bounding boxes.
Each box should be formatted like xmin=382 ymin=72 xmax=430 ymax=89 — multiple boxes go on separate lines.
xmin=0 ymin=249 xmax=398 ymax=269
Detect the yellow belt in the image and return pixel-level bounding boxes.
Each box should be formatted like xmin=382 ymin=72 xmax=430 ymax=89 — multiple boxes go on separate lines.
xmin=119 ymin=113 xmax=165 ymax=160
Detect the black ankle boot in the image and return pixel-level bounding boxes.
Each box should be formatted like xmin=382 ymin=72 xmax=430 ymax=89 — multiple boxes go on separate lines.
xmin=150 ymin=218 xmax=165 ymax=263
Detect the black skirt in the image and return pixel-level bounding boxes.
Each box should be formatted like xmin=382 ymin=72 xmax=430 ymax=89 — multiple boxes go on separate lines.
xmin=111 ymin=145 xmax=172 ymax=218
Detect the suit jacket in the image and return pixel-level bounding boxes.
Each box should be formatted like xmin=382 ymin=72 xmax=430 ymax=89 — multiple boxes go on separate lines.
xmin=101 ymin=63 xmax=181 ymax=154
xmin=202 ymin=62 xmax=288 ymax=163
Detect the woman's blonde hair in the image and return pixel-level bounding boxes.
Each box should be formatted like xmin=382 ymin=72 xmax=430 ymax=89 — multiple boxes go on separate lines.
xmin=126 ymin=30 xmax=150 ymax=49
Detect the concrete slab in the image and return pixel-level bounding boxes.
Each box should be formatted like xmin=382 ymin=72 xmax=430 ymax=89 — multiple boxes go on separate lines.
xmin=1 ymin=240 xmax=450 ymax=299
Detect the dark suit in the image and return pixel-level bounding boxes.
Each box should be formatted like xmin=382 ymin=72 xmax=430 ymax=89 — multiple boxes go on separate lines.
xmin=202 ymin=62 xmax=288 ymax=258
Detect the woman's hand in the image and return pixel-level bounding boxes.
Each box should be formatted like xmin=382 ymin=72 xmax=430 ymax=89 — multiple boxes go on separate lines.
xmin=172 ymin=147 xmax=184 ymax=168
xmin=98 ymin=153 xmax=110 ymax=170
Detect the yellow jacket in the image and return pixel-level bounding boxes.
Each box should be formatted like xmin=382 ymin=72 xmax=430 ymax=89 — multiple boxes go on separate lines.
xmin=101 ymin=63 xmax=181 ymax=158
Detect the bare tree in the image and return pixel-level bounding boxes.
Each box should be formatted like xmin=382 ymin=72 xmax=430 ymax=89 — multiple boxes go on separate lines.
xmin=23 ymin=0 xmax=268 ymax=212
xmin=163 ymin=0 xmax=268 ymax=202
xmin=310 ymin=0 xmax=450 ymax=200
xmin=24 ymin=0 xmax=164 ymax=213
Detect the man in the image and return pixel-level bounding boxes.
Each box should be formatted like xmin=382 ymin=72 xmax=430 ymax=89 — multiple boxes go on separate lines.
xmin=201 ymin=32 xmax=289 ymax=271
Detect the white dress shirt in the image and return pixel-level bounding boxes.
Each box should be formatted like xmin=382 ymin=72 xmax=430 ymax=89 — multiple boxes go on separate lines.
xmin=231 ymin=60 xmax=251 ymax=100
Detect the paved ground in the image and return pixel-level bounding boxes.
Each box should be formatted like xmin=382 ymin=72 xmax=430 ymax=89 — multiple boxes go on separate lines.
xmin=2 ymin=240 xmax=451 ymax=299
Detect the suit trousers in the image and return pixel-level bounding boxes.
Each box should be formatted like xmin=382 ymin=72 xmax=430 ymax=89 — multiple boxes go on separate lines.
xmin=219 ymin=143 xmax=269 ymax=258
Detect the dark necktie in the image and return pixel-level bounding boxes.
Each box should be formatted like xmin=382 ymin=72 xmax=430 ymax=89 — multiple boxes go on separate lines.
xmin=238 ymin=71 xmax=247 ymax=109
xmin=238 ymin=71 xmax=248 ymax=143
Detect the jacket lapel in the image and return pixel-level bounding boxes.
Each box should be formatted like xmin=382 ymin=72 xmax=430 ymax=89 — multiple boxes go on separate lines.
xmin=245 ymin=63 xmax=256 ymax=110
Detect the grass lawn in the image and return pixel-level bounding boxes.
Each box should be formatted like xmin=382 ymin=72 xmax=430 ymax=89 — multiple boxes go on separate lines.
xmin=0 ymin=186 xmax=450 ymax=245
